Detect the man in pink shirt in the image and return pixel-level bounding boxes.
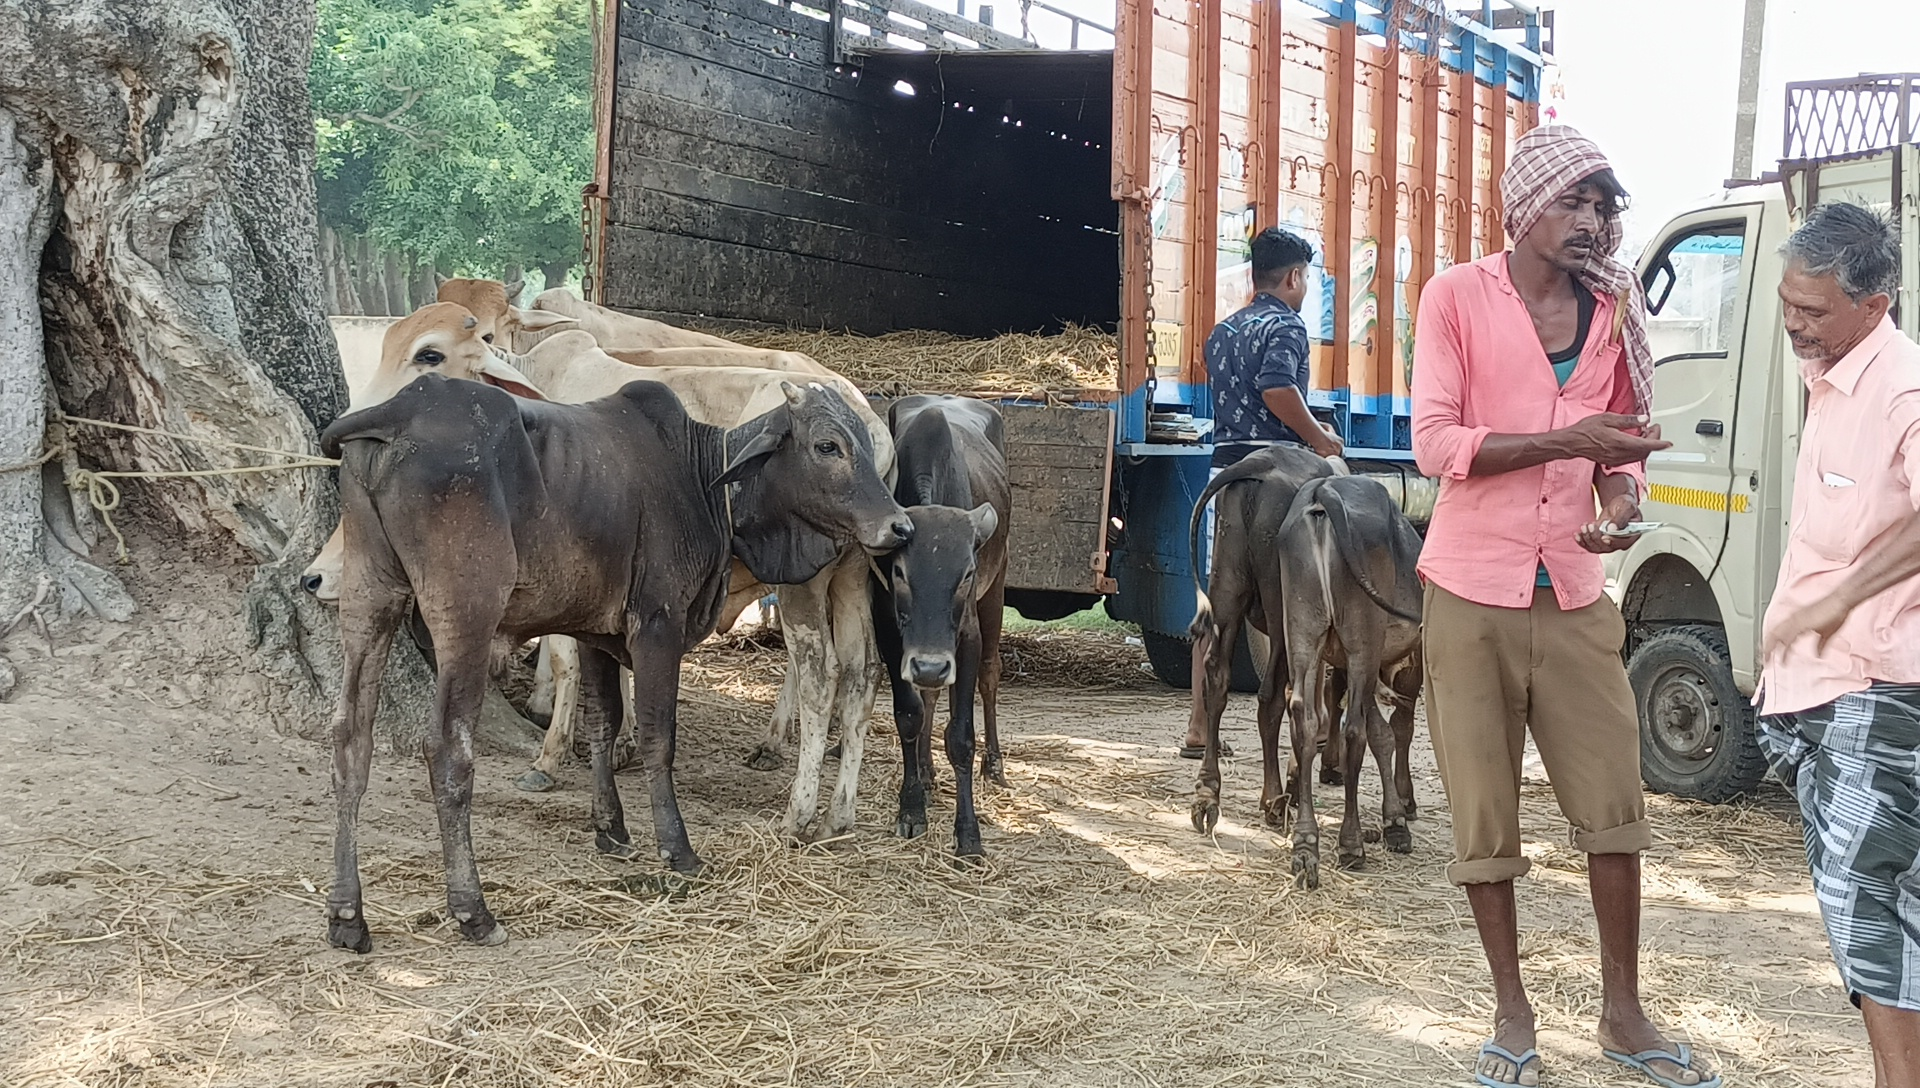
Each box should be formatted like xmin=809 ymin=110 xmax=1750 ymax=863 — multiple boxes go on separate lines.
xmin=1756 ymin=203 xmax=1920 ymax=1087
xmin=1412 ymin=126 xmax=1717 ymax=1088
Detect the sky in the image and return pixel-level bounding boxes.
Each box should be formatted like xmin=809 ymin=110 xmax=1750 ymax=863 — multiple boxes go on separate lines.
xmin=956 ymin=0 xmax=1919 ymax=256
xmin=1549 ymin=0 xmax=1920 ymax=255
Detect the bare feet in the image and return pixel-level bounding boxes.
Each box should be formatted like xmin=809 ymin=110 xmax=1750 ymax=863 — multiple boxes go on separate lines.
xmin=1599 ymin=1014 xmax=1717 ymax=1086
xmin=1477 ymin=1010 xmax=1541 ymax=1087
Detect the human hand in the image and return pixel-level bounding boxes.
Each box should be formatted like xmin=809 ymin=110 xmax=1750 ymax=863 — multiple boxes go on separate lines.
xmin=1311 ymin=421 xmax=1345 ymax=459
xmin=1576 ymin=492 xmax=1641 ymax=554
xmin=1565 ymin=414 xmax=1670 ymax=466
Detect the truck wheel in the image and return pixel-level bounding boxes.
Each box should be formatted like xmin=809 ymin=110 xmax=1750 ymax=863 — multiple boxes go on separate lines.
xmin=1627 ymin=625 xmax=1769 ymax=803
xmin=1141 ymin=631 xmax=1263 ymax=694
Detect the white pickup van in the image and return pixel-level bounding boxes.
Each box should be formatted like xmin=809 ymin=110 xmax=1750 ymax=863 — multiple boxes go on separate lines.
xmin=1603 ymin=75 xmax=1920 ymax=802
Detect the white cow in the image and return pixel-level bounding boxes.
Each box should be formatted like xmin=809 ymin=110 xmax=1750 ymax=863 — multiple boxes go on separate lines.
xmin=304 ymin=315 xmax=893 ymax=843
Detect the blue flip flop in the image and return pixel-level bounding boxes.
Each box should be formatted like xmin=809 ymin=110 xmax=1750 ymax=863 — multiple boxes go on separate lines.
xmin=1473 ymin=1041 xmax=1540 ymax=1088
xmin=1602 ymin=1043 xmax=1722 ymax=1088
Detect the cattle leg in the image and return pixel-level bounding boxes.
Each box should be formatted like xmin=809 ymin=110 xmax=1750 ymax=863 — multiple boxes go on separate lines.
xmin=947 ymin=624 xmax=985 ymax=858
xmin=517 ymin=635 xmax=580 ymax=793
xmin=1336 ymin=658 xmax=1380 ymax=870
xmin=776 ymin=574 xmax=836 ymax=843
xmin=747 ymin=672 xmax=796 ymax=771
xmin=1188 ymin=593 xmax=1249 ymax=835
xmin=418 ymin=619 xmax=508 ymax=946
xmin=577 ymin=647 xmax=632 ymax=856
xmin=823 ymin=557 xmax=879 ymax=838
xmin=1366 ymin=693 xmax=1414 ymax=855
xmin=327 ymin=589 xmax=407 ymax=954
xmin=1255 ymin=635 xmax=1292 ymax=828
xmin=1286 ymin=637 xmax=1330 ymax=889
xmin=873 ymin=584 xmax=929 ymax=838
xmin=527 ymin=637 xmax=556 ymax=728
xmin=975 ymin=579 xmax=1008 ymax=787
xmin=1320 ymin=666 xmax=1347 ymax=786
xmin=621 ymin=630 xmax=702 ymax=873
xmin=1389 ymin=662 xmax=1421 ymax=821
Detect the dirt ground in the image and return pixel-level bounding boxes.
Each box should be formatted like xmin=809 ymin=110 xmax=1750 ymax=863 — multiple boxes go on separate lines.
xmin=0 ymin=548 xmax=1871 ymax=1087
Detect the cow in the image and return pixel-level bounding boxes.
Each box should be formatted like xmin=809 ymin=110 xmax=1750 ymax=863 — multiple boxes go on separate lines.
xmin=1185 ymin=446 xmax=1338 ymax=833
xmin=869 ymin=395 xmax=1011 ymax=857
xmin=432 ymin=276 xmax=580 ymax=355
xmin=528 ymin=288 xmax=747 ymax=352
xmin=1269 ymin=475 xmax=1423 ymax=888
xmin=320 ymin=322 xmax=910 ymax=953
xmin=302 ymin=310 xmax=904 ymax=843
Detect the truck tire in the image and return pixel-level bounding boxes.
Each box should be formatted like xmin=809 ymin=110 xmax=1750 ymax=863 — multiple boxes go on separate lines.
xmin=1626 ymin=625 xmax=1770 ymax=803
xmin=1141 ymin=630 xmax=1263 ymax=694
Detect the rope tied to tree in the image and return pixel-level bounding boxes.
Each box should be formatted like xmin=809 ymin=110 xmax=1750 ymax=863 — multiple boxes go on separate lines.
xmin=0 ymin=414 xmax=342 ymax=565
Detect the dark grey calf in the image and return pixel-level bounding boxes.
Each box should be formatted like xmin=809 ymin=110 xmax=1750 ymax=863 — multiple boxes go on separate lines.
xmin=870 ymin=395 xmax=1011 ymax=858
xmin=1274 ymin=475 xmax=1423 ymax=888
xmin=1186 ymin=447 xmax=1337 ymax=832
xmin=322 ymin=371 xmax=909 ymax=953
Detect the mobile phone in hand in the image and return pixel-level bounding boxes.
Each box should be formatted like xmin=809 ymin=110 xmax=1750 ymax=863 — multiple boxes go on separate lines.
xmin=1602 ymin=521 xmax=1662 ymax=538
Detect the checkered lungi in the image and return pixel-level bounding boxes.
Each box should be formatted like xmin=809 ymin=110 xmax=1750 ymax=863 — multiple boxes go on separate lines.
xmin=1760 ymin=682 xmax=1920 ymax=1010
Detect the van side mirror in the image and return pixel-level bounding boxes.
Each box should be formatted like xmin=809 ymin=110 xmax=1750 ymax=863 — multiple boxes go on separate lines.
xmin=1645 ymin=259 xmax=1678 ymax=316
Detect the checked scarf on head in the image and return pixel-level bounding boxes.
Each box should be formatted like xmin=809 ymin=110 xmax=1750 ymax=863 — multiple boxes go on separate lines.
xmin=1500 ymin=125 xmax=1653 ymax=417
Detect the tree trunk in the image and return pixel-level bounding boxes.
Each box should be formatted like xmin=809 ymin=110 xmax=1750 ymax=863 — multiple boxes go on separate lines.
xmin=540 ymin=261 xmax=571 ymax=295
xmin=381 ymin=248 xmax=406 ymax=316
xmin=0 ymin=0 xmax=536 ymax=750
xmin=351 ymin=234 xmax=381 ymax=316
xmin=410 ymin=255 xmax=436 ymax=312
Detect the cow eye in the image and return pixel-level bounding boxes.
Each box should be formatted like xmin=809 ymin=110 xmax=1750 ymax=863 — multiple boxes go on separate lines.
xmin=415 ymin=349 xmax=445 ymax=366
xmin=815 ymin=441 xmax=841 ymax=456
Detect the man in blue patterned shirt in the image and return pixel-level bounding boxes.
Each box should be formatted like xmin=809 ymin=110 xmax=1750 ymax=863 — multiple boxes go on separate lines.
xmin=1205 ymin=227 xmax=1342 ymax=467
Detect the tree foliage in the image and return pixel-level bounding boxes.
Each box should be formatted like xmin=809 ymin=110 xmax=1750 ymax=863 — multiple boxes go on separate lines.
xmin=311 ymin=0 xmax=592 ymax=277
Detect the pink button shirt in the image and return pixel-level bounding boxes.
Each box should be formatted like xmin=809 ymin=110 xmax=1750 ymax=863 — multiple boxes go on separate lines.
xmin=1412 ymin=253 xmax=1645 ymax=611
xmin=1759 ymin=317 xmax=1920 ymax=716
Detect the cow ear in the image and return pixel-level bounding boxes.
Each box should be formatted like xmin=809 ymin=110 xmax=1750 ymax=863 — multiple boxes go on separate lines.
xmin=514 ymin=308 xmax=577 ymax=333
xmin=479 ymin=352 xmax=548 ymax=400
xmin=433 ymin=271 xmax=449 ymax=288
xmin=713 ymin=428 xmax=782 ymax=488
xmin=967 ymin=503 xmax=999 ymax=547
xmin=503 ymin=277 xmax=524 ymax=304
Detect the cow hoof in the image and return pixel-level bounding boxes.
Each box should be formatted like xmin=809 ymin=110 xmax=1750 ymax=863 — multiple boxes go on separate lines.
xmin=1364 ymin=827 xmax=1383 ymax=844
xmin=664 ymin=850 xmax=704 ymax=875
xmin=453 ymin=910 xmax=507 ymax=946
xmin=980 ymin=753 xmax=1007 ymax=787
xmin=953 ymin=836 xmax=986 ymax=861
xmin=1190 ymin=789 xmax=1220 ymax=834
xmin=1338 ymin=847 xmax=1366 ymax=871
xmin=327 ymin=913 xmax=373 ymax=954
xmin=514 ymin=769 xmax=557 ymax=793
xmin=745 ymin=745 xmax=784 ymax=772
xmin=1260 ymin=800 xmax=1288 ymax=829
xmin=595 ymin=830 xmax=639 ymax=858
xmin=1291 ymin=849 xmax=1321 ymax=890
xmin=471 ymin=922 xmax=509 ymax=947
xmin=896 ymin=810 xmax=928 ymax=839
xmin=1385 ymin=823 xmax=1413 ymax=854
xmin=1320 ymin=767 xmax=1344 ymax=787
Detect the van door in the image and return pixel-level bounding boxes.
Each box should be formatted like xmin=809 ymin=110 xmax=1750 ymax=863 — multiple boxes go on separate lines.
xmin=1638 ymin=209 xmax=1762 ymax=569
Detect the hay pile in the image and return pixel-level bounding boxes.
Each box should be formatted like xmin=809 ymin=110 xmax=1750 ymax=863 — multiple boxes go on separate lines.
xmin=705 ymin=325 xmax=1120 ymax=396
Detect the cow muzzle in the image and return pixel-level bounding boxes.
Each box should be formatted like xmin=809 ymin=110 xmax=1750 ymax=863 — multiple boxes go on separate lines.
xmin=906 ymin=653 xmax=954 ymax=689
xmin=862 ymin=514 xmax=914 ymax=554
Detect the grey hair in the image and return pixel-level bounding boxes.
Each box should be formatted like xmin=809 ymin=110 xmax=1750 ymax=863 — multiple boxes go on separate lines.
xmin=1781 ymin=202 xmax=1901 ymax=302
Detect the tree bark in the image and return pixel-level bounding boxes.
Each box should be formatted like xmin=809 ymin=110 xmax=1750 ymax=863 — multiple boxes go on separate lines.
xmin=540 ymin=261 xmax=572 ymax=295
xmin=409 ymin=255 xmax=436 ymax=312
xmin=381 ymin=248 xmax=406 ymax=316
xmin=0 ymin=0 xmax=530 ymax=749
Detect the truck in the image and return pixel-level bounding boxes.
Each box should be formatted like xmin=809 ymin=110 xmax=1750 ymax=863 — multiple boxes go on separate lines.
xmin=580 ymin=0 xmax=1552 ymax=688
xmin=1602 ymin=74 xmax=1920 ymax=802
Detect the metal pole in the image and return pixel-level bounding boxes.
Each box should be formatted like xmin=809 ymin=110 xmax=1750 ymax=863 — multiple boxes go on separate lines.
xmin=1731 ymin=0 xmax=1767 ymax=178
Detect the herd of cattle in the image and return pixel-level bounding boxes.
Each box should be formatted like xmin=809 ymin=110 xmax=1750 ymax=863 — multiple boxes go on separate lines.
xmin=309 ymin=279 xmax=1425 ymax=952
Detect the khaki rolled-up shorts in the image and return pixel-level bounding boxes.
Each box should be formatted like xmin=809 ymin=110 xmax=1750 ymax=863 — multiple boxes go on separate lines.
xmin=1422 ymin=582 xmax=1652 ymax=885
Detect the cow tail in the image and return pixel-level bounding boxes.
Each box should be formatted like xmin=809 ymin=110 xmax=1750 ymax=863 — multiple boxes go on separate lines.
xmin=1186 ymin=457 xmax=1271 ymax=597
xmin=1321 ymin=488 xmax=1423 ymax=624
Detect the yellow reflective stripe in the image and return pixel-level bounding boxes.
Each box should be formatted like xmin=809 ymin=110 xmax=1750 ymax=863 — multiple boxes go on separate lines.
xmin=1647 ymin=482 xmax=1750 ymax=514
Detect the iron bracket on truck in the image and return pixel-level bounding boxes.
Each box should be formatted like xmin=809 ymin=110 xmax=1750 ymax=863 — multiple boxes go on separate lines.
xmin=1603 ymin=74 xmax=1920 ymax=802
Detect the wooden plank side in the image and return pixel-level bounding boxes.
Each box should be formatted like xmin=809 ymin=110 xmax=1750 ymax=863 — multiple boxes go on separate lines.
xmin=607 ymin=0 xmax=1120 ymax=335
xmin=999 ymin=405 xmax=1111 ymax=593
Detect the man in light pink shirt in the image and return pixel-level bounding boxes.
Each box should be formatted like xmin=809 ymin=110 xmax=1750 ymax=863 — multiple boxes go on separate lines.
xmin=1413 ymin=126 xmax=1717 ymax=1088
xmin=1756 ymin=203 xmax=1920 ymax=1087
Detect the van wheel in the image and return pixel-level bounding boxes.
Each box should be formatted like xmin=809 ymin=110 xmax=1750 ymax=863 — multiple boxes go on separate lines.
xmin=1141 ymin=631 xmax=1263 ymax=693
xmin=1627 ymin=625 xmax=1769 ymax=803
